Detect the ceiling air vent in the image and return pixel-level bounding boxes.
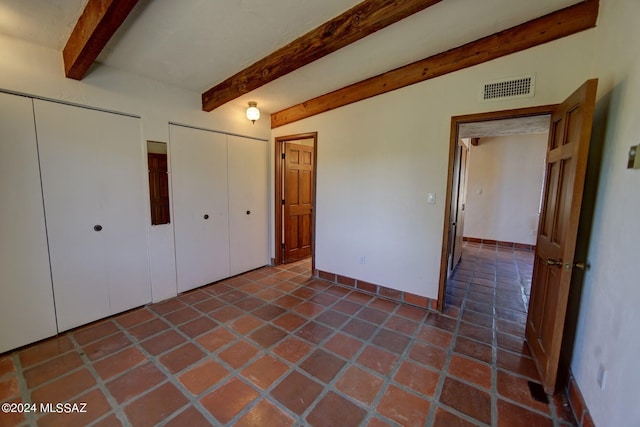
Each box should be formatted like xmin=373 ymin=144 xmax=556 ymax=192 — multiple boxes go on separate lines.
xmin=481 ymin=74 xmax=535 ymax=102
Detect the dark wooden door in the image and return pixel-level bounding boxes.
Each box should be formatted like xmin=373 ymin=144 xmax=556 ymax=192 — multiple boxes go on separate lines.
xmin=452 ymin=143 xmax=469 ymax=270
xmin=148 ymin=153 xmax=170 ymax=225
xmin=526 ymin=79 xmax=597 ymax=394
xmin=283 ymin=142 xmax=314 ymax=262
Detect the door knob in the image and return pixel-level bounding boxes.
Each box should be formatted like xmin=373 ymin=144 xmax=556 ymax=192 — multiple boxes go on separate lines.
xmin=93 ymin=225 xmax=103 ymax=232
xmin=204 ymin=214 xmax=209 ymax=220
xmin=246 ymin=210 xmax=251 ymax=215
xmin=546 ymin=259 xmax=562 ymax=267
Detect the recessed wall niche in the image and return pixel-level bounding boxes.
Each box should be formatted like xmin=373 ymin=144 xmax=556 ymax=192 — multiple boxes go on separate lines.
xmin=147 ymin=141 xmax=170 ymax=225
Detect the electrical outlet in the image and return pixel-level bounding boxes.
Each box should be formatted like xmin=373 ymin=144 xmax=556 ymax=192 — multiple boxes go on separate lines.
xmin=597 ymin=364 xmax=607 ymax=390
xmin=359 ymin=256 xmax=366 ymax=265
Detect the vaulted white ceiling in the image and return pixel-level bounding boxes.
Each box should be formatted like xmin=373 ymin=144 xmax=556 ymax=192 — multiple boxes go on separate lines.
xmin=0 ymin=0 xmax=581 ymax=115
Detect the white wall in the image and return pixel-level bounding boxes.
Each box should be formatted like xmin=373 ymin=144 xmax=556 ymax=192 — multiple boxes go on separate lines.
xmin=569 ymin=0 xmax=640 ymax=426
xmin=274 ymin=1 xmax=640 ymax=425
xmin=273 ymin=30 xmax=594 ymax=299
xmin=464 ymin=134 xmax=547 ymax=246
xmin=0 ymin=34 xmax=271 ymax=303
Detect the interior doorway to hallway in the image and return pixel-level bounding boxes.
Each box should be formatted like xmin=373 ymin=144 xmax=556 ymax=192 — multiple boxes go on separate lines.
xmin=274 ymin=132 xmax=317 ymax=269
xmin=439 ymin=106 xmax=554 ymax=310
xmin=445 ymin=118 xmax=550 ymax=321
xmin=439 ymin=80 xmax=598 ymax=394
xmin=437 ymin=106 xmax=555 ymax=398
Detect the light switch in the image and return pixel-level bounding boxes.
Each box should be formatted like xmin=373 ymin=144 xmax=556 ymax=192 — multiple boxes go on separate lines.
xmin=629 ymin=145 xmax=640 ymax=169
xmin=427 ymin=193 xmax=436 ymax=204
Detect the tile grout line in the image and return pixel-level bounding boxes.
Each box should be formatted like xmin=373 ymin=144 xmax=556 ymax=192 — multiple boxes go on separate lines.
xmin=12 ymin=351 xmax=36 ymax=427
xmin=441 ymin=254 xmax=493 ymax=426
xmin=177 ymin=266 xmax=386 ymax=425
xmin=427 ymin=264 xmax=481 ymax=426
xmin=288 ymin=288 xmax=409 ymax=425
xmin=345 ymin=302 xmax=431 ymax=426
xmin=491 ymin=254 xmax=499 ymax=427
xmin=190 ymin=264 xmax=316 ymax=425
xmin=157 ymin=274 xmax=316 ymax=426
xmin=66 ymin=330 xmax=134 ymax=427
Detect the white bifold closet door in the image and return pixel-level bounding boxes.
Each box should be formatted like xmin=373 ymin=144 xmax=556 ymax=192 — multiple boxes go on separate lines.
xmin=170 ymin=125 xmax=230 ymax=292
xmin=227 ymin=135 xmax=269 ymax=275
xmin=35 ymin=100 xmax=151 ymax=332
xmin=0 ymin=93 xmax=57 ymax=352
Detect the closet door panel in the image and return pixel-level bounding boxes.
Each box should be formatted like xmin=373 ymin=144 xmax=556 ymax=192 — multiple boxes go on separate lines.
xmin=228 ymin=136 xmax=269 ymax=275
xmin=0 ymin=93 xmax=57 ymax=352
xmin=35 ymin=101 xmax=109 ymax=331
xmin=35 ymin=100 xmax=151 ymax=331
xmin=101 ymin=116 xmax=151 ymax=314
xmin=170 ymin=125 xmax=230 ymax=292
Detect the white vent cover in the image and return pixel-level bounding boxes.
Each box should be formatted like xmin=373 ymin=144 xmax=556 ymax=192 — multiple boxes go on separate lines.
xmin=481 ymin=74 xmax=535 ymax=102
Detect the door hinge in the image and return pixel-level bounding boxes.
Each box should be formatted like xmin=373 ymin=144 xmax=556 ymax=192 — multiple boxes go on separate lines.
xmin=281 ymin=153 xmax=285 ymax=159
xmin=281 ymin=199 xmax=285 ymax=205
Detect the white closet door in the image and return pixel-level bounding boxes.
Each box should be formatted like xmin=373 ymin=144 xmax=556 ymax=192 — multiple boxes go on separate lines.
xmin=0 ymin=93 xmax=57 ymax=352
xmin=228 ymin=135 xmax=269 ymax=275
xmin=101 ymin=120 xmax=151 ymax=315
xmin=170 ymin=125 xmax=230 ymax=292
xmin=35 ymin=100 xmax=151 ymax=331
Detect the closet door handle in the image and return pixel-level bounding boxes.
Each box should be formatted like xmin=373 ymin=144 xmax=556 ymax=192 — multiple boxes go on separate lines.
xmin=204 ymin=214 xmax=209 ymax=220
xmin=94 ymin=225 xmax=103 ymax=232
xmin=246 ymin=210 xmax=251 ymax=215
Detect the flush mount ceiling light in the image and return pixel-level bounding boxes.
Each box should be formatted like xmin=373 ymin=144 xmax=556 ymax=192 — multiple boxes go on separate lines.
xmin=246 ymin=101 xmax=260 ymax=124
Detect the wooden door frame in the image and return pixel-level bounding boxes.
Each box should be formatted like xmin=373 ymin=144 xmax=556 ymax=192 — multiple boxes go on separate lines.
xmin=437 ymin=105 xmax=557 ymax=311
xmin=274 ymin=132 xmax=318 ymax=270
xmin=449 ymin=142 xmax=469 ymax=273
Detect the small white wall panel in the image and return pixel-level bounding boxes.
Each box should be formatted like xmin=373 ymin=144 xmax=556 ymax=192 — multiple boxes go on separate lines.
xmin=0 ymin=93 xmax=57 ymax=352
xmin=35 ymin=100 xmax=151 ymax=331
xmin=228 ymin=135 xmax=270 ymax=275
xmin=170 ymin=125 xmax=230 ymax=292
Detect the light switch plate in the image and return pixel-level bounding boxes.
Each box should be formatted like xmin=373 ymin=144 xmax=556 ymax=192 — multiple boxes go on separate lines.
xmin=427 ymin=193 xmax=436 ymax=204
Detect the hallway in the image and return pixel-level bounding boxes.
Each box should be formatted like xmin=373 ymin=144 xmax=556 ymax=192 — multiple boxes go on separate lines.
xmin=444 ymin=241 xmax=577 ymax=426
xmin=0 ymin=246 xmax=578 ymax=426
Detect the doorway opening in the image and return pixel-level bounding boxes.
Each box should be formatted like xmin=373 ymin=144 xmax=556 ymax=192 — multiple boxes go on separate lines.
xmin=438 ymin=80 xmax=598 ymax=394
xmin=438 ymin=107 xmax=555 ymax=398
xmin=274 ymin=132 xmax=317 ymax=270
xmin=445 ymin=118 xmax=551 ymax=322
xmin=439 ymin=105 xmax=555 ymax=310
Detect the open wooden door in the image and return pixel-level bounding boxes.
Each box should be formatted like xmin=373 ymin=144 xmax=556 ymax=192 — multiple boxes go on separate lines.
xmin=452 ymin=143 xmax=469 ymax=270
xmin=526 ymin=79 xmax=597 ymax=394
xmin=283 ymin=142 xmax=314 ymax=262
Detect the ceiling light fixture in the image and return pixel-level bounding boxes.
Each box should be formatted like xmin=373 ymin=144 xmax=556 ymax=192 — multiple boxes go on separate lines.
xmin=246 ymin=101 xmax=260 ymax=124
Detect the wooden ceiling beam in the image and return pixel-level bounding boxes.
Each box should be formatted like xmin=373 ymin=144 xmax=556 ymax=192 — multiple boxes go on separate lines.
xmin=63 ymin=0 xmax=140 ymax=80
xmin=201 ymin=0 xmax=442 ymax=112
xmin=271 ymin=0 xmax=599 ymax=128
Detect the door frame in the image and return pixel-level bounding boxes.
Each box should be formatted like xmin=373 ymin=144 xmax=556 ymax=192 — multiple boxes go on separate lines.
xmin=437 ymin=105 xmax=557 ymax=311
xmin=274 ymin=132 xmax=318 ymax=270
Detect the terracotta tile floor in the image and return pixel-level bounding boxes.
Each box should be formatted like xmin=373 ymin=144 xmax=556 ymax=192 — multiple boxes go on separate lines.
xmin=0 ymin=244 xmax=578 ymax=426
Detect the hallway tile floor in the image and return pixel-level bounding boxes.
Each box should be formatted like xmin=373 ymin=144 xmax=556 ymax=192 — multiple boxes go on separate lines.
xmin=0 ymin=243 xmax=577 ymax=426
